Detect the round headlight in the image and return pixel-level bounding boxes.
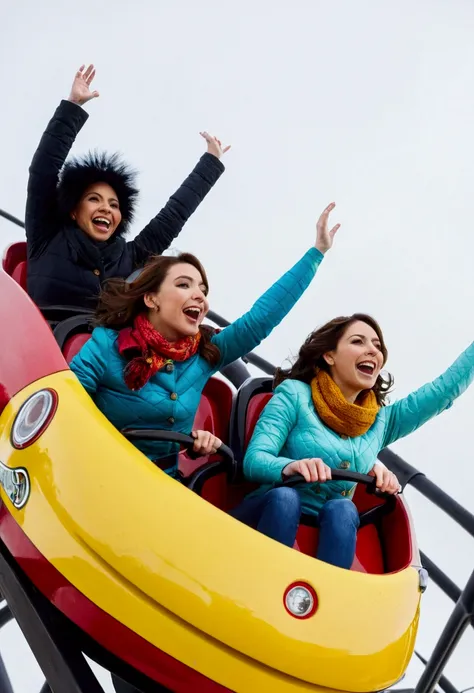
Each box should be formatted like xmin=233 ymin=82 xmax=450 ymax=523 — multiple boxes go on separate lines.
xmin=11 ymin=389 xmax=57 ymax=449
xmin=284 ymin=582 xmax=318 ymax=619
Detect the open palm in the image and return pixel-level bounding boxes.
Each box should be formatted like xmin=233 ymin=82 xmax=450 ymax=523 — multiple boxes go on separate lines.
xmin=315 ymin=202 xmax=340 ymax=254
xmin=199 ymin=131 xmax=231 ymax=160
xmin=68 ymin=64 xmax=99 ymax=107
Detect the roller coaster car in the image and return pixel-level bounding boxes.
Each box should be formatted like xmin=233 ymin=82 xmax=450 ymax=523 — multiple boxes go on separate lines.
xmin=0 ymin=241 xmax=426 ymax=693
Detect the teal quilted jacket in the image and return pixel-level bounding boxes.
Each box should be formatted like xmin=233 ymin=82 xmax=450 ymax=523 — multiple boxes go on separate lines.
xmin=70 ymin=247 xmax=323 ymax=471
xmin=243 ymin=341 xmax=474 ymax=515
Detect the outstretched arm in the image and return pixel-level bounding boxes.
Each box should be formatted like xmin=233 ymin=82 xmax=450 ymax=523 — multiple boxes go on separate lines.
xmin=243 ymin=381 xmax=299 ymax=483
xmin=129 ymin=133 xmax=229 ymax=264
xmin=25 ymin=65 xmax=99 ymax=256
xmin=382 ymin=341 xmax=474 ymax=447
xmin=212 ymin=203 xmax=340 ymax=367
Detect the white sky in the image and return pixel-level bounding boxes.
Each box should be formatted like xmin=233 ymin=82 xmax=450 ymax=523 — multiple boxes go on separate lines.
xmin=1 ymin=0 xmax=473 ymax=690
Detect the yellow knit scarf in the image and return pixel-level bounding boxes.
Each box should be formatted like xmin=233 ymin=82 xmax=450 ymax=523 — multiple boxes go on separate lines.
xmin=310 ymin=369 xmax=379 ymax=437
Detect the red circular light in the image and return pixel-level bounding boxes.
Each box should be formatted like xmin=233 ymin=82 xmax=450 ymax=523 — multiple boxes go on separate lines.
xmin=283 ymin=582 xmax=318 ymax=619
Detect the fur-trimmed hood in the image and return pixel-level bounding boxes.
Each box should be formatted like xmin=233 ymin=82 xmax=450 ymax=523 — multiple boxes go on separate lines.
xmin=57 ymin=150 xmax=139 ymax=236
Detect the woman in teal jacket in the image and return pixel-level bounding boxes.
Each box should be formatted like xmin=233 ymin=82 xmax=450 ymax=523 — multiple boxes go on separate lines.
xmin=70 ymin=202 xmax=339 ymax=473
xmin=242 ymin=313 xmax=474 ymax=569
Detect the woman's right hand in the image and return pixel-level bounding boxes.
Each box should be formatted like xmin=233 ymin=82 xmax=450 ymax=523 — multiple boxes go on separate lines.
xmin=282 ymin=458 xmax=332 ymax=483
xmin=200 ymin=131 xmax=231 ymax=159
xmin=315 ymin=202 xmax=340 ymax=254
xmin=68 ymin=64 xmax=99 ymax=106
xmin=191 ymin=429 xmax=222 ymax=455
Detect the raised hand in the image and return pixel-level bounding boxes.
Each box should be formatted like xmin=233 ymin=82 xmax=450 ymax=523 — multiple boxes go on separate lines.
xmin=200 ymin=131 xmax=231 ymax=160
xmin=68 ymin=64 xmax=99 ymax=107
xmin=315 ymin=202 xmax=340 ymax=255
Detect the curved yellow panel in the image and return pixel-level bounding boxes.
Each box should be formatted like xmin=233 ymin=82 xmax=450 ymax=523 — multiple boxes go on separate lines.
xmin=0 ymin=372 xmax=421 ymax=692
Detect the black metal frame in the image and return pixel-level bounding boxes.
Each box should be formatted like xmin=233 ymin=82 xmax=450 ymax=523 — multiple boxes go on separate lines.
xmin=0 ymin=208 xmax=472 ymax=692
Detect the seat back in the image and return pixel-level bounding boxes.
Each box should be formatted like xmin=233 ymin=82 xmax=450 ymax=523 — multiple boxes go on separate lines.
xmin=191 ymin=377 xmax=274 ymax=514
xmin=63 ymin=333 xmax=92 ymax=363
xmin=3 ymin=241 xmax=27 ymax=291
xmin=244 ymin=392 xmax=272 ymax=449
xmin=231 ymin=377 xmax=273 ymax=464
xmin=179 ymin=377 xmax=234 ymax=477
xmin=54 ymin=315 xmax=94 ymax=363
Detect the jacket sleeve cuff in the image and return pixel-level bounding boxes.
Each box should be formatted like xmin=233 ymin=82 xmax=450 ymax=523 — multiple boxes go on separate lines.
xmin=57 ymin=99 xmax=90 ymax=127
xmin=198 ymin=151 xmax=225 ymax=175
xmin=256 ymin=458 xmax=295 ymax=484
xmin=307 ymin=246 xmax=324 ymax=263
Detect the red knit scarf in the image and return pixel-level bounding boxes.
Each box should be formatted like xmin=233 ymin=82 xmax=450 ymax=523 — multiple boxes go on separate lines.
xmin=117 ymin=313 xmax=201 ymax=391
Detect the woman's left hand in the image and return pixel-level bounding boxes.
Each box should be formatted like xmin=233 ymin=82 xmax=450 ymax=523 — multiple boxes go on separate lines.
xmin=369 ymin=461 xmax=401 ymax=494
xmin=191 ymin=429 xmax=222 ymax=455
xmin=200 ymin=131 xmax=231 ymax=159
xmin=68 ymin=64 xmax=100 ymax=106
xmin=314 ymin=202 xmax=340 ymax=254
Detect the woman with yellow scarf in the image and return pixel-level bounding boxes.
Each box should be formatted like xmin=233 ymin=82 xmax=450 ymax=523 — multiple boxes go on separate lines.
xmin=238 ymin=314 xmax=474 ymax=569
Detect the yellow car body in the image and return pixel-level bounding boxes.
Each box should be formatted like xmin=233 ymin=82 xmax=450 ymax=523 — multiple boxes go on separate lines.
xmin=0 ymin=368 xmax=422 ymax=693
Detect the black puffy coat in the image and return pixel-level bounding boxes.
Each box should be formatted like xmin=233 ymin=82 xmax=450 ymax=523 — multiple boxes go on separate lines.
xmin=25 ymin=100 xmax=225 ymax=310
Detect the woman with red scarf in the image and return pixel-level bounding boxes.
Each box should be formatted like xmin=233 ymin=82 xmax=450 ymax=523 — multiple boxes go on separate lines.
xmin=70 ymin=203 xmax=339 ymax=462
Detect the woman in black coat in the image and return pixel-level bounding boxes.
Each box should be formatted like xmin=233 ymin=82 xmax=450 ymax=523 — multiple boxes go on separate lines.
xmin=25 ymin=64 xmax=229 ymax=311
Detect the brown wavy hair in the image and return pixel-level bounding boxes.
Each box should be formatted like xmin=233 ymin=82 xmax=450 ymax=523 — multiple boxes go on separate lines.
xmin=274 ymin=313 xmax=393 ymax=406
xmin=95 ymin=253 xmax=220 ymax=367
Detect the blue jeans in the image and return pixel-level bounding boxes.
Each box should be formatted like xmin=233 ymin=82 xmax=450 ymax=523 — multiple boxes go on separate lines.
xmin=230 ymin=487 xmax=301 ymax=547
xmin=317 ymin=498 xmax=360 ymax=569
xmin=232 ymin=491 xmax=359 ymax=570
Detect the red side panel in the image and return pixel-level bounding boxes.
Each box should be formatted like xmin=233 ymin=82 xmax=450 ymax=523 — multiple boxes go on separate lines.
xmin=383 ymin=502 xmax=412 ymax=572
xmin=353 ymin=485 xmax=413 ymax=572
xmin=244 ymin=393 xmax=272 ymax=449
xmin=352 ymin=525 xmax=385 ymax=574
xmin=0 ymin=507 xmax=231 ymax=692
xmin=0 ymin=270 xmax=67 ymax=413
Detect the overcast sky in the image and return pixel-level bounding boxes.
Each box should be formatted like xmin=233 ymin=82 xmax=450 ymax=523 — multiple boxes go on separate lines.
xmin=1 ymin=0 xmax=473 ymax=690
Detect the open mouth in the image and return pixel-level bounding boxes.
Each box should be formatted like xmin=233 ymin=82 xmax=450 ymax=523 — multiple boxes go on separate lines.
xmin=356 ymin=361 xmax=376 ymax=376
xmin=92 ymin=217 xmax=111 ymax=233
xmin=183 ymin=307 xmax=201 ymax=323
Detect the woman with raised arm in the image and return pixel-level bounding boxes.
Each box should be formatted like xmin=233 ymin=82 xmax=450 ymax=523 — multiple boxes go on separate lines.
xmin=25 ymin=64 xmax=229 ymax=310
xmin=70 ymin=203 xmax=339 ymax=471
xmin=242 ymin=313 xmax=473 ymax=569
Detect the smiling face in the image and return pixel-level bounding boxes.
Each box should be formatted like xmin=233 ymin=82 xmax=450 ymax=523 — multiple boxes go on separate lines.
xmin=71 ymin=182 xmax=122 ymax=241
xmin=323 ymin=320 xmax=385 ymax=402
xmin=144 ymin=262 xmax=209 ymax=341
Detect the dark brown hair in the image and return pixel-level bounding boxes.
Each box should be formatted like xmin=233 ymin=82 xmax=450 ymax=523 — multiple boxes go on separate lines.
xmin=95 ymin=253 xmax=220 ymax=366
xmin=274 ymin=313 xmax=393 ymax=406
